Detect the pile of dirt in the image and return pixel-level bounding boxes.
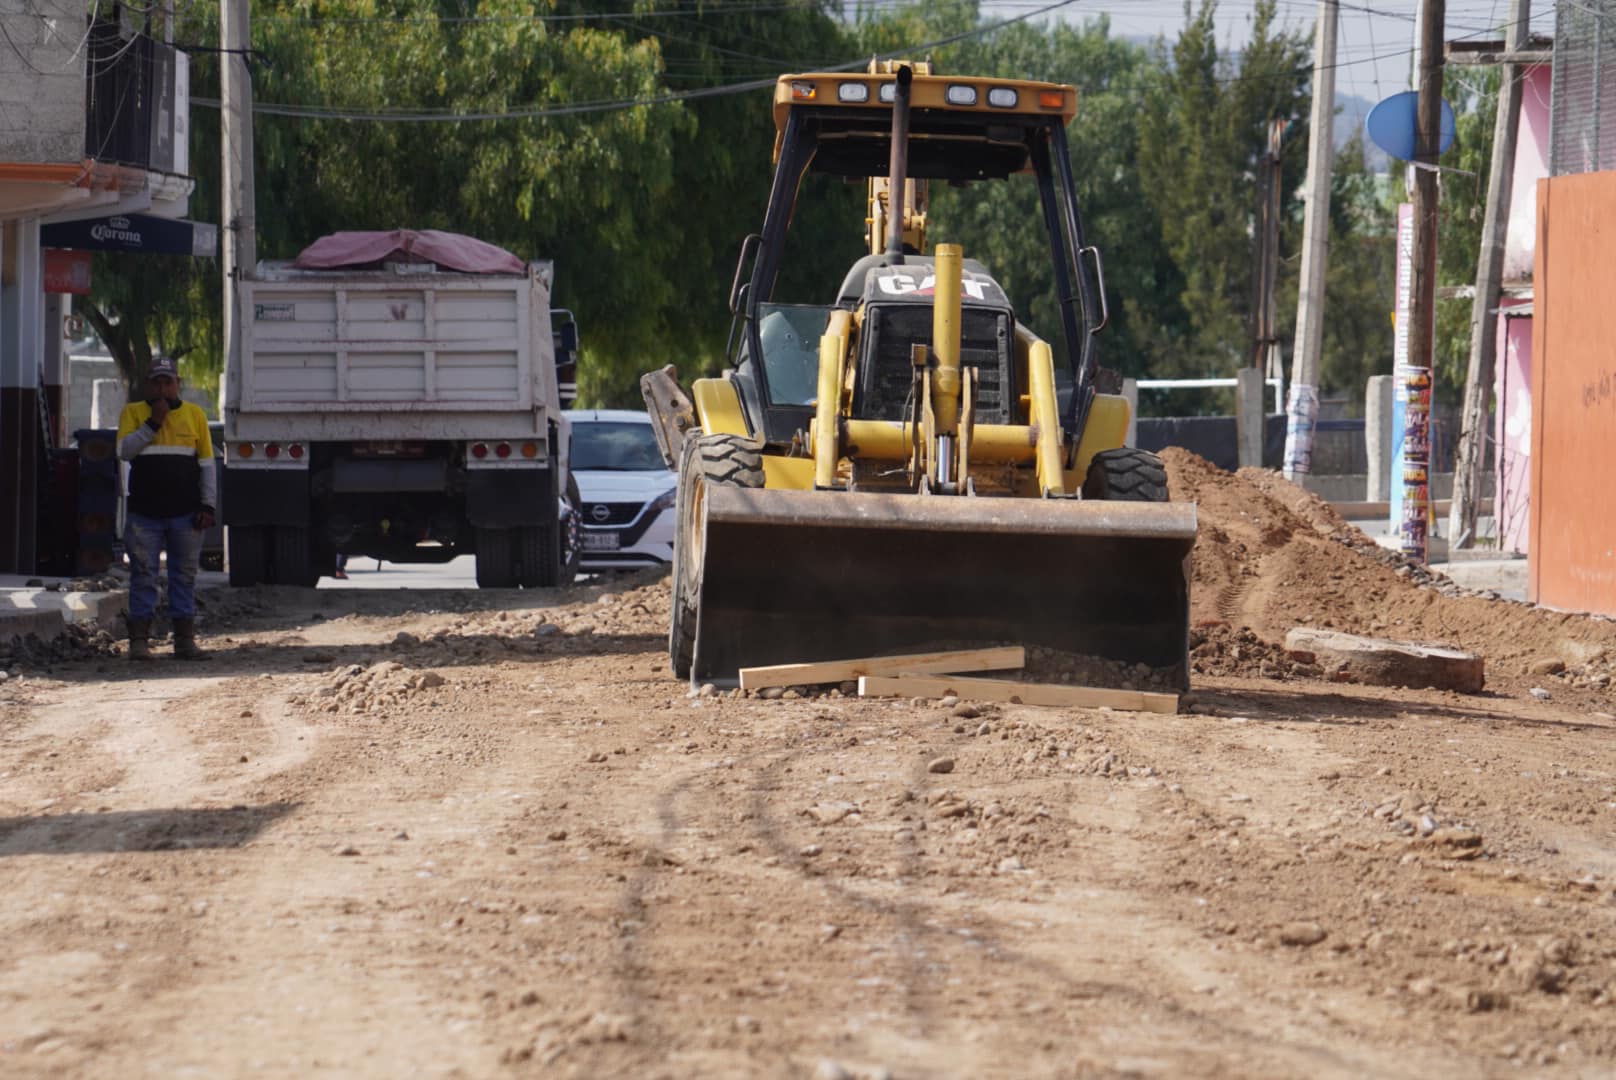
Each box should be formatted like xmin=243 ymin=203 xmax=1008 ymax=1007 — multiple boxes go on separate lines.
xmin=195 ymin=585 xmax=277 ymax=624
xmin=1021 ymin=646 xmax=1180 ymax=692
xmin=1162 ymin=447 xmax=1616 ymax=690
xmin=1189 ymin=623 xmax=1322 ymax=681
xmin=296 ymin=659 xmax=450 ymax=715
xmin=0 ymin=624 xmax=121 ymax=669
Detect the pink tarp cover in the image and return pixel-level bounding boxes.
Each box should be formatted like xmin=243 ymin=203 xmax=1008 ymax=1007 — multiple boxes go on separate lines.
xmin=293 ymin=230 xmax=524 ymax=274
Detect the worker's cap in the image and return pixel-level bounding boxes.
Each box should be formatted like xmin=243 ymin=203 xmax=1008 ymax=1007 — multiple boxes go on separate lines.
xmin=148 ymin=356 xmax=179 ymax=379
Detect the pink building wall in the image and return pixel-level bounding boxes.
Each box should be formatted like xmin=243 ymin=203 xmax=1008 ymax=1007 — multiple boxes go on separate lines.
xmin=1495 ymin=302 xmax=1533 ymax=553
xmin=1505 ymin=65 xmax=1553 ymax=281
xmin=1494 ymin=63 xmax=1553 ymax=554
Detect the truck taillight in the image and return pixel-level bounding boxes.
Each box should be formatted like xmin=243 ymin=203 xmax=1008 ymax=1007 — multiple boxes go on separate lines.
xmin=520 ymin=441 xmax=539 ymax=459
xmin=288 ymin=443 xmax=305 ymax=460
xmin=471 ymin=443 xmax=488 ymax=459
xmin=495 ymin=442 xmax=512 ymax=459
xmin=236 ymin=442 xmax=254 ymax=459
xmin=266 ymin=443 xmax=282 ymax=460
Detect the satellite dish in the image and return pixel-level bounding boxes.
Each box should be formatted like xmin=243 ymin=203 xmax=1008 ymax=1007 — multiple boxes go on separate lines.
xmin=1365 ymin=90 xmax=1457 ymax=160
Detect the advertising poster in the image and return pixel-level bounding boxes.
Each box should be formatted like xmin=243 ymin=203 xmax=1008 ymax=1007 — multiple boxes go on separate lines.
xmin=1400 ymin=366 xmax=1433 ymax=561
xmin=1388 ymin=202 xmax=1414 ymax=533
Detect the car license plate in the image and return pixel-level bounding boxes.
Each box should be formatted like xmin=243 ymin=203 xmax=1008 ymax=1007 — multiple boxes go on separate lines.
xmin=581 ymin=532 xmax=620 ymax=551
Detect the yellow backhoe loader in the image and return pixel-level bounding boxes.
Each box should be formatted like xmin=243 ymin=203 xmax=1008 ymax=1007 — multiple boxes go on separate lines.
xmin=642 ymin=64 xmax=1197 ymax=686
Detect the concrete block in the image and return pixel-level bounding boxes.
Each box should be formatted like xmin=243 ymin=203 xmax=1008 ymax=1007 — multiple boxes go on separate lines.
xmin=1236 ymin=367 xmax=1264 ymax=469
xmin=0 ymin=609 xmax=66 ymax=643
xmin=1285 ymin=627 xmax=1484 ymax=694
xmin=0 ymin=586 xmax=126 ymax=638
xmin=62 ymin=589 xmax=126 ymax=630
xmin=91 ymin=378 xmax=125 ymax=429
xmin=1365 ymin=375 xmax=1395 ymax=502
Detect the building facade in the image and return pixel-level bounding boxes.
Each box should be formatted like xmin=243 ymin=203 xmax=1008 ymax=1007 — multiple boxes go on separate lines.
xmin=0 ymin=2 xmax=198 ymax=573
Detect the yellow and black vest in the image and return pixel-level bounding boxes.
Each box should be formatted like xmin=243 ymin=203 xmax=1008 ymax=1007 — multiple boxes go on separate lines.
xmin=116 ymin=400 xmax=216 ymax=519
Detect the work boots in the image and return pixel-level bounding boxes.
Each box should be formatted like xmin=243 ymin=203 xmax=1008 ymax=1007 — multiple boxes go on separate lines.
xmin=127 ymin=617 xmax=153 ymax=662
xmin=171 ymin=617 xmax=210 ymax=661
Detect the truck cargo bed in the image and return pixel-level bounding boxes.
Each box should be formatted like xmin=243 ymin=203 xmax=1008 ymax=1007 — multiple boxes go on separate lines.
xmin=229 ymin=262 xmax=557 ymax=442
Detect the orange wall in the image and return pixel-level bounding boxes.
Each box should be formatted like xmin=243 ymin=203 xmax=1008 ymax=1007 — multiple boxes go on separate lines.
xmin=1530 ymin=173 xmax=1616 ymax=613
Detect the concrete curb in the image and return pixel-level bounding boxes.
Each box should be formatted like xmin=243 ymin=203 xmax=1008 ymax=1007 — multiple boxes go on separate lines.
xmin=0 ymin=609 xmax=69 ymax=643
xmin=60 ymin=590 xmax=128 ymax=630
xmin=0 ymin=588 xmax=128 ymax=640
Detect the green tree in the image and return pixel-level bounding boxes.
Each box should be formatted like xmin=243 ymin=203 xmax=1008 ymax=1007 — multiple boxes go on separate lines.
xmin=931 ymin=15 xmax=1166 ymax=378
xmin=1273 ymin=133 xmax=1396 ymax=409
xmin=1432 ymin=64 xmax=1500 ymax=405
xmin=1134 ymin=0 xmax=1310 ymax=390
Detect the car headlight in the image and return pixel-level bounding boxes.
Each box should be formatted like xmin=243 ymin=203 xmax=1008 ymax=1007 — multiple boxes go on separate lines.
xmin=648 ymin=487 xmax=677 ymax=513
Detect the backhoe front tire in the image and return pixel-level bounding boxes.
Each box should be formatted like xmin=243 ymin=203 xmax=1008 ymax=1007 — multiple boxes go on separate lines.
xmin=669 ymin=433 xmax=765 ymax=679
xmin=1082 ymin=447 xmax=1171 ymax=503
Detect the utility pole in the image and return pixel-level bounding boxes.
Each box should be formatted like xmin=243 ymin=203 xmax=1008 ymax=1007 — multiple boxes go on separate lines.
xmin=1244 ymin=118 xmax=1290 ymax=469
xmin=1282 ymin=0 xmax=1338 ymax=482
xmin=221 ymin=0 xmax=256 ymax=418
xmin=1449 ymin=0 xmax=1531 ymax=548
xmin=1405 ymin=0 xmax=1446 ymax=563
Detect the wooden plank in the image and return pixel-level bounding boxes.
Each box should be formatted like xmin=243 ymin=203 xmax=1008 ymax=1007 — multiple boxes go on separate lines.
xmin=739 ymin=646 xmax=1024 ymax=691
xmin=857 ymin=673 xmax=1179 ymax=715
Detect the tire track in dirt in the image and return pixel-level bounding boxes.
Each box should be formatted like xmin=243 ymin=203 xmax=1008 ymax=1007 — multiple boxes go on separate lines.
xmin=569 ymin=699 xmax=1445 ymax=1079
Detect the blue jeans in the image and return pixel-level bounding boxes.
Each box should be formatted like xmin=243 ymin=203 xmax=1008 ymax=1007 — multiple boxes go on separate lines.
xmin=126 ymin=512 xmax=203 ymax=620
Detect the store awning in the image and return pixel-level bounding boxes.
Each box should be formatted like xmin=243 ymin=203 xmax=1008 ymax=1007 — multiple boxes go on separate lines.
xmin=41 ymin=212 xmax=217 ymax=257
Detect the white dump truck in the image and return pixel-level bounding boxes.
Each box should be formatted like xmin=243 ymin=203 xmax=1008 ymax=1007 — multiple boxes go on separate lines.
xmin=221 ymin=231 xmax=577 ymax=588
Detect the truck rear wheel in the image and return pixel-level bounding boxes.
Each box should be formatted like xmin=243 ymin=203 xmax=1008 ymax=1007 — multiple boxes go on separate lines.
xmin=475 ymin=527 xmax=515 ymax=588
xmin=670 ymin=434 xmax=765 ymax=678
xmin=514 ymin=525 xmax=558 ymax=589
xmin=228 ymin=525 xmax=268 ymax=587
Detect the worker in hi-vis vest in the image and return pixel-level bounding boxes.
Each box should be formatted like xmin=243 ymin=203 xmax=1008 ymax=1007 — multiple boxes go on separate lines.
xmin=116 ymin=355 xmax=216 ymax=661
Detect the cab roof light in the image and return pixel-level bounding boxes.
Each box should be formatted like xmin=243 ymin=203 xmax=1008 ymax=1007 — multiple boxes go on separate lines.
xmin=945 ymin=84 xmax=977 ymax=106
xmin=879 ymin=82 xmax=897 ymax=103
xmin=790 ymin=80 xmax=816 ymax=101
xmin=1038 ymin=89 xmax=1065 ymax=110
xmin=837 ymin=81 xmax=870 ymax=103
xmin=987 ymin=87 xmax=1019 ymax=109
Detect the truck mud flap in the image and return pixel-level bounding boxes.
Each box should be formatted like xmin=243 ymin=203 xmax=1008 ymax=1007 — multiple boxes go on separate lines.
xmin=466 ymin=467 xmax=553 ymax=529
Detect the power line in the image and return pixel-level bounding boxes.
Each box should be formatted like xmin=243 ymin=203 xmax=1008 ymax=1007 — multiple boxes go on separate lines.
xmin=187 ymin=0 xmax=1559 ymax=126
xmin=249 ymin=0 xmax=1040 ymax=27
xmin=192 ymin=0 xmax=1086 ymax=123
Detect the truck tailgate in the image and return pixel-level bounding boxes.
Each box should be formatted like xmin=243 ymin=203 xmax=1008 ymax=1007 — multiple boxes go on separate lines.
xmin=239 ymin=272 xmax=548 ymax=413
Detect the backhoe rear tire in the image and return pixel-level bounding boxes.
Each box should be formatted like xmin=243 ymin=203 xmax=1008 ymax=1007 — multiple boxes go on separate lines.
xmin=1082 ymin=447 xmax=1170 ymax=503
xmin=670 ymin=433 xmax=765 ymax=679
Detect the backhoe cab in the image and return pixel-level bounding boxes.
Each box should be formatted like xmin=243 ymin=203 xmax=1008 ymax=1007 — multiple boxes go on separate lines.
xmin=644 ymin=63 xmax=1197 ymax=685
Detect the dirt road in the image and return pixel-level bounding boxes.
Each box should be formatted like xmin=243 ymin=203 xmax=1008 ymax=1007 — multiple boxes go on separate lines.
xmin=4 ymin=459 xmax=1616 ymax=1078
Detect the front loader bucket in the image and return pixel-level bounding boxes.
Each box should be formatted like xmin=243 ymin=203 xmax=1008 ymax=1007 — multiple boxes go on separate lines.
xmin=690 ymin=488 xmax=1198 ymax=687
